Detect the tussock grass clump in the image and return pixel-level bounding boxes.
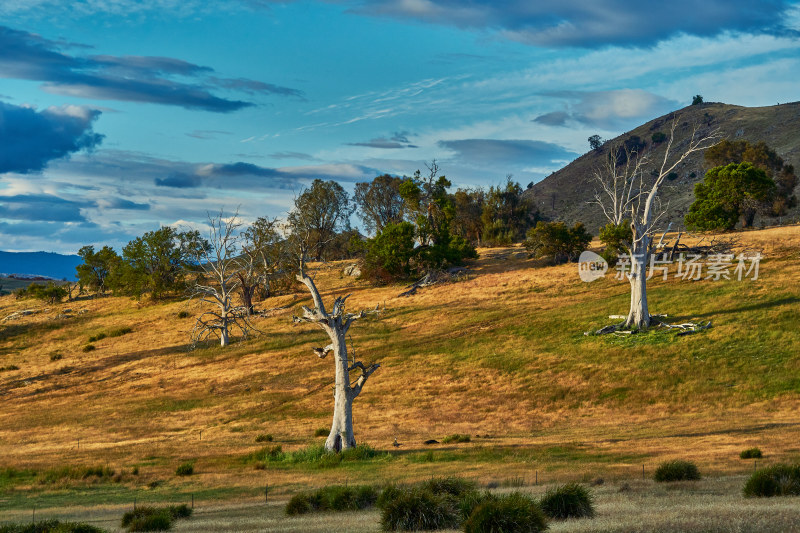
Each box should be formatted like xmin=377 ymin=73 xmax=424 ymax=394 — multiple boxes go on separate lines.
xmin=175 ymin=462 xmax=194 ymax=476
xmin=248 ymin=443 xmax=388 ymax=468
xmin=464 ymin=492 xmax=548 ymax=533
xmin=49 ymin=352 xmax=63 ymax=361
xmin=740 ymin=447 xmax=763 ymax=459
xmin=380 ymin=488 xmax=461 ymax=531
xmin=653 ymin=460 xmax=701 ymax=482
xmin=121 ymin=504 xmax=192 ymax=532
xmin=314 ymin=427 xmax=328 ymax=437
xmin=285 ymin=484 xmax=378 ymax=515
xmin=177 ymin=310 xmax=190 ymax=319
xmin=255 ymin=434 xmax=273 ymax=443
xmin=0 ymin=365 xmax=20 ymax=371
xmin=89 ymin=327 xmax=132 ymax=343
xmin=743 ymin=464 xmax=800 ymax=497
xmin=82 ymin=344 xmax=96 ymax=352
xmin=0 ymin=519 xmax=107 ymax=532
xmin=539 ymin=483 xmax=594 ymax=519
xmin=442 ymin=433 xmax=471 ymax=444
xmin=378 ymin=476 xmax=482 ymax=531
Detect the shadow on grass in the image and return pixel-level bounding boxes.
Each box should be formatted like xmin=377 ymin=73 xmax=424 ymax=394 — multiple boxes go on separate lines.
xmin=672 ymin=296 xmax=800 ymax=321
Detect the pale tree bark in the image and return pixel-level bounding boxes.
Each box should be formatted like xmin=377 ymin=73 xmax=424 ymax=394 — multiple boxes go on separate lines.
xmin=293 ymin=244 xmax=379 ymax=452
xmin=189 ymin=209 xmax=258 ymax=347
xmin=592 ymin=120 xmax=720 ymax=329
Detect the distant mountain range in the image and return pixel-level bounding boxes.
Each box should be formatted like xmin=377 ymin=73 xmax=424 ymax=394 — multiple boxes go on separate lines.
xmin=525 ymin=101 xmax=800 ymax=232
xmin=0 ymin=251 xmax=81 ymax=281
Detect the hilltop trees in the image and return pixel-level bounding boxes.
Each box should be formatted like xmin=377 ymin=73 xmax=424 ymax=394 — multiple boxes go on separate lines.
xmin=481 ymin=176 xmax=538 ymax=245
xmin=288 ymin=179 xmax=354 ymax=261
xmin=592 ymin=120 xmax=720 ymax=329
xmin=115 ymin=227 xmax=206 ymax=299
xmin=76 ymin=245 xmax=120 ymax=294
xmin=525 ymin=221 xmax=591 ymax=263
xmin=353 ymin=174 xmax=406 ymax=234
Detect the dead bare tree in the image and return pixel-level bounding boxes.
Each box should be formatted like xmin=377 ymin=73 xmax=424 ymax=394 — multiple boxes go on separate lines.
xmin=189 ymin=209 xmax=257 ymax=347
xmin=592 ymin=119 xmax=721 ymax=329
xmin=292 ymin=240 xmax=380 ymax=452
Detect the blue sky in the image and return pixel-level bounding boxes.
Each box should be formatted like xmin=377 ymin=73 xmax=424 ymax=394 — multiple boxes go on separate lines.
xmin=0 ymin=0 xmax=799 ymax=253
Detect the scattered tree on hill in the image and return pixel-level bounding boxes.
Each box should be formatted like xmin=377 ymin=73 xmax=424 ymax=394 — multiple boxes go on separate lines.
xmin=524 ymin=221 xmax=591 ymax=263
xmin=292 ymin=239 xmax=380 ymax=452
xmin=115 ymin=226 xmax=207 ymax=299
xmin=188 ymin=210 xmax=257 ymax=347
xmin=353 ymin=174 xmax=406 ymax=234
xmin=685 ymin=163 xmax=776 ymax=230
xmin=14 ymin=281 xmax=68 ymax=304
xmin=288 ymin=179 xmax=354 ymax=261
xmin=592 ymin=119 xmax=720 ymax=329
xmin=588 ymin=134 xmax=603 ymax=151
xmin=76 ymin=245 xmax=120 ymax=295
xmin=451 ymin=187 xmax=485 ymax=243
xmin=361 ymin=221 xmax=417 ymax=283
xmin=692 ymin=94 xmax=704 ymax=105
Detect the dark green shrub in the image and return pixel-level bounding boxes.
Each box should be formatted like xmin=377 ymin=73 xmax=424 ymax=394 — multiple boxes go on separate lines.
xmin=743 ymin=464 xmax=800 ymax=497
xmin=285 ymin=484 xmax=378 ymax=515
xmin=380 ymin=488 xmax=460 ymax=531
xmin=175 ymin=462 xmax=194 ymax=476
xmin=109 ymin=327 xmax=133 ymax=337
xmin=441 ymin=434 xmax=470 ymax=444
xmin=418 ymin=476 xmax=477 ymax=498
xmin=539 ymin=483 xmax=594 ymax=519
xmin=653 ymin=460 xmax=701 ymax=482
xmin=377 ymin=484 xmax=404 ymax=509
xmin=255 ymin=434 xmax=273 ymax=443
xmin=740 ymin=447 xmax=763 ymax=459
xmin=0 ymin=520 xmax=107 ymax=533
xmin=121 ymin=507 xmax=172 ymax=531
xmin=50 ymin=353 xmax=63 ymax=361
xmin=314 ymin=427 xmax=328 ymax=437
xmin=82 ymin=344 xmax=96 ymax=352
xmin=525 ymin=221 xmax=592 ymax=263
xmin=464 ymin=492 xmax=548 ymax=533
xmin=177 ymin=311 xmax=190 ymax=319
xmin=167 ymin=504 xmax=192 ymax=519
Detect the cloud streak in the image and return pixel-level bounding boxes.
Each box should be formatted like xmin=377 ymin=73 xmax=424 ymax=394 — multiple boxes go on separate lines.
xmin=0 ymin=25 xmax=303 ymax=112
xmin=351 ymin=0 xmax=796 ymax=47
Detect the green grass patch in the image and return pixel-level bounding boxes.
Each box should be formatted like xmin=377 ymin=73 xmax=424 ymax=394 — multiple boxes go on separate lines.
xmin=0 ymin=520 xmax=107 ymax=532
xmin=285 ymin=484 xmax=378 ymax=515
xmin=441 ymin=434 xmax=471 ymax=444
xmin=247 ymin=444 xmax=390 ymax=470
xmin=121 ymin=504 xmax=192 ymax=531
xmin=174 ymin=462 xmax=194 ymax=476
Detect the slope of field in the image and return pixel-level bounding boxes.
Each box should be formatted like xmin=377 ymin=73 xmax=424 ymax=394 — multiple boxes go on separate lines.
xmin=0 ymin=226 xmax=799 ymax=516
xmin=526 ymin=101 xmax=800 ymax=232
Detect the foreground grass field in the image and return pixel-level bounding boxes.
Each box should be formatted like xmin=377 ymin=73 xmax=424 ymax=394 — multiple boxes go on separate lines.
xmin=1 ymin=226 xmax=799 ymax=529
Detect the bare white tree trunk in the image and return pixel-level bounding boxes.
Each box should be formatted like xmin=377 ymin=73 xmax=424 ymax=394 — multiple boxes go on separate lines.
xmin=294 ymin=252 xmax=379 ymax=452
xmin=592 ymin=119 xmax=720 ymax=329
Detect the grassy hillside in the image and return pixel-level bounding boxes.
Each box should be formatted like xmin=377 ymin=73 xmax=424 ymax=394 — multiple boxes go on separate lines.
xmin=527 ymin=102 xmax=800 ymax=232
xmin=0 ymin=226 xmax=799 ymax=516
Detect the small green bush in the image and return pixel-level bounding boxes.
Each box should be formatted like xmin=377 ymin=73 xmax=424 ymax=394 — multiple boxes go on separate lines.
xmin=175 ymin=462 xmax=194 ymax=476
xmin=654 ymin=460 xmax=701 ymax=482
xmin=380 ymin=488 xmax=460 ymax=531
xmin=743 ymin=464 xmax=800 ymax=497
xmin=255 ymin=434 xmax=273 ymax=443
xmin=177 ymin=311 xmax=190 ymax=319
xmin=121 ymin=507 xmax=172 ymax=531
xmin=418 ymin=477 xmax=477 ymax=498
xmin=740 ymin=447 xmax=763 ymax=459
xmin=285 ymin=484 xmax=378 ymax=515
xmin=120 ymin=505 xmax=192 ymax=532
xmin=50 ymin=353 xmax=63 ymax=361
xmin=82 ymin=344 xmax=96 ymax=352
xmin=464 ymin=492 xmax=548 ymax=533
xmin=314 ymin=427 xmax=328 ymax=437
xmin=441 ymin=434 xmax=471 ymax=444
xmin=539 ymin=483 xmax=594 ymax=519
xmin=0 ymin=520 xmax=107 ymax=533
xmin=109 ymin=327 xmax=133 ymax=337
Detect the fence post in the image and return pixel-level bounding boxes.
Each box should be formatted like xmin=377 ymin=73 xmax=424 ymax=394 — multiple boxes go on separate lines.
xmin=265 ymin=484 xmax=269 ymax=503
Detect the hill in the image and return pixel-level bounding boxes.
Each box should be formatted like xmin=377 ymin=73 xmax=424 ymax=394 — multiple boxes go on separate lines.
xmin=1 ymin=225 xmax=799 ymax=516
xmin=526 ymin=101 xmax=800 ymax=232
xmin=0 ymin=250 xmax=81 ymax=281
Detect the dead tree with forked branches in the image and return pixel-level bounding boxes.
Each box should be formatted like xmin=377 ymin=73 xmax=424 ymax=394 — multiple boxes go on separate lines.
xmin=188 ymin=209 xmax=259 ymax=347
xmin=591 ymin=119 xmax=721 ymax=330
xmin=292 ymin=240 xmax=380 ymax=452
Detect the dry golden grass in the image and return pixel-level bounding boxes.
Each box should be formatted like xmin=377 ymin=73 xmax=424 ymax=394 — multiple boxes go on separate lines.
xmin=0 ymin=226 xmax=799 ymax=525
